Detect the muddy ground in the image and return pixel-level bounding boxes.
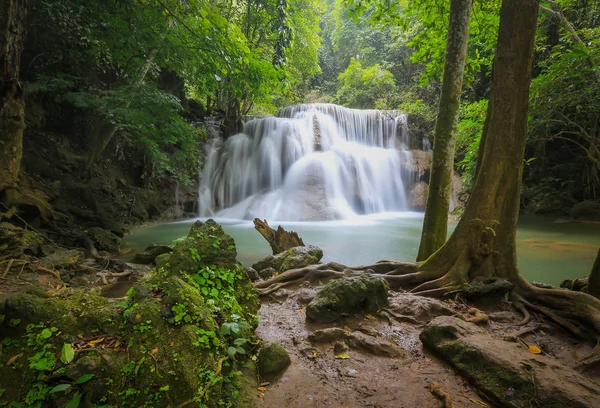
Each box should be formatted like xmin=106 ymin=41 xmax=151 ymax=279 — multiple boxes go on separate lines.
xmin=252 ymin=286 xmax=600 ymax=408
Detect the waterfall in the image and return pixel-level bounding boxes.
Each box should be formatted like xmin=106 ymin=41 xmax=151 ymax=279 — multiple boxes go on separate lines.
xmin=198 ymin=103 xmax=416 ymax=221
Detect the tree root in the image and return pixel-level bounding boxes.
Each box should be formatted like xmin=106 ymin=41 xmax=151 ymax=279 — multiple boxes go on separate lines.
xmin=427 ymin=381 xmax=455 ymax=408
xmin=465 ymin=307 xmax=489 ymax=325
xmin=379 ymin=308 xmax=422 ymax=326
xmin=254 ymin=261 xmax=418 ymax=296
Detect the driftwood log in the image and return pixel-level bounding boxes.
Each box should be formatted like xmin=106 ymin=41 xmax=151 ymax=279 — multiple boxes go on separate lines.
xmin=253 ymin=218 xmax=304 ymax=255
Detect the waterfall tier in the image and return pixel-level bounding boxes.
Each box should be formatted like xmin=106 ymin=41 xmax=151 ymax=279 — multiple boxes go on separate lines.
xmin=198 ymin=103 xmax=417 ymax=221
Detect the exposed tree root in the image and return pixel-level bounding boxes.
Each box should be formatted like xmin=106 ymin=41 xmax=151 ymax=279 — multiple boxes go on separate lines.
xmin=254 ymin=260 xmax=418 ymax=296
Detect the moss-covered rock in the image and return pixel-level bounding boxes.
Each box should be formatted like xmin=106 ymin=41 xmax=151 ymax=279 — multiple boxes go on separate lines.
xmin=258 ymin=343 xmax=291 ymax=380
xmin=420 ymin=316 xmax=600 ymax=407
xmin=306 ymin=275 xmax=388 ymax=323
xmin=132 ymin=243 xmax=173 ymax=264
xmin=252 ymin=245 xmax=323 ymax=274
xmin=87 ymin=227 xmax=125 ymax=254
xmin=0 ymin=219 xmax=261 ymax=408
xmin=169 ymin=219 xmax=237 ymax=274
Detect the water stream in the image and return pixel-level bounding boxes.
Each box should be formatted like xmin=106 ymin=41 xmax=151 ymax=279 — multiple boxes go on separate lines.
xmin=125 ymin=214 xmax=600 ymax=287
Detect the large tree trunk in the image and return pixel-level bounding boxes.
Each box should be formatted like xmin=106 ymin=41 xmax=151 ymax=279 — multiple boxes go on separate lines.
xmin=392 ymin=0 xmax=600 ymax=339
xmin=417 ymin=0 xmax=473 ymax=261
xmin=589 ymin=249 xmax=600 ymax=299
xmin=0 ymin=0 xmax=31 ymax=205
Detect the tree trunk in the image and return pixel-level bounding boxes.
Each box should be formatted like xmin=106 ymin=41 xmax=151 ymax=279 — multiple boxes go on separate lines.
xmin=589 ymin=249 xmax=600 ymax=299
xmin=417 ymin=0 xmax=473 ymax=261
xmin=0 ymin=0 xmax=31 ymax=204
xmin=389 ymin=0 xmax=600 ymax=340
xmin=253 ymin=218 xmax=305 ymax=255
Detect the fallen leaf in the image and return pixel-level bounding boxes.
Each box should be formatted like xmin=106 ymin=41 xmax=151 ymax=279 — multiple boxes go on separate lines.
xmin=343 ymin=325 xmax=352 ymax=332
xmin=365 ymin=314 xmax=375 ymax=320
xmin=540 ymin=330 xmax=546 ymax=335
xmin=6 ymin=353 xmax=23 ymax=366
xmin=151 ymin=347 xmax=159 ymax=355
xmin=334 ymin=353 xmax=351 ymax=359
xmin=300 ymin=308 xmax=305 ymax=313
xmin=89 ymin=338 xmax=105 ymax=346
xmin=528 ymin=345 xmax=542 ymax=354
xmin=257 ymin=386 xmax=267 ymax=391
xmin=274 ymin=272 xmax=279 ymax=277
xmin=312 ymin=349 xmax=318 ymax=357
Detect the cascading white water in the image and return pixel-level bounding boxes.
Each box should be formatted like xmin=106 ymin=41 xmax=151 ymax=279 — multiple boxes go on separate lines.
xmin=198 ymin=103 xmax=416 ymax=221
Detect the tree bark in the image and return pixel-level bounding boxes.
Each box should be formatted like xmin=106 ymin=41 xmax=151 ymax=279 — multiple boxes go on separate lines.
xmin=589 ymin=249 xmax=600 ymax=299
xmin=253 ymin=218 xmax=305 ymax=255
xmin=0 ymin=0 xmax=31 ymax=204
xmin=417 ymin=0 xmax=473 ymax=261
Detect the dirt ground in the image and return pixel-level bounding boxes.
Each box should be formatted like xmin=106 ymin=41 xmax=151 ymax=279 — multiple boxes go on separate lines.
xmin=252 ymin=287 xmax=600 ymax=408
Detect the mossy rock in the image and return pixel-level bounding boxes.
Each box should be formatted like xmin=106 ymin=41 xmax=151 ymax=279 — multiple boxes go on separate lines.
xmin=252 ymin=245 xmax=323 ymax=273
xmin=168 ymin=219 xmax=237 ymax=274
xmin=258 ymin=343 xmax=291 ymax=380
xmin=306 ymin=274 xmax=388 ymax=323
xmin=87 ymin=227 xmax=125 ymax=254
xmin=420 ymin=316 xmax=600 ymax=408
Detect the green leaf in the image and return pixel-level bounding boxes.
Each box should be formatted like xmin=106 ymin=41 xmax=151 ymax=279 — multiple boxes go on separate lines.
xmin=74 ymin=373 xmax=95 ymax=385
xmin=233 ymin=338 xmax=247 ymax=346
xmin=227 ymin=346 xmax=237 ymax=357
xmin=49 ymin=383 xmax=71 ymax=394
xmin=60 ymin=343 xmax=75 ymax=364
xmin=65 ymin=392 xmax=82 ymax=408
xmin=41 ymin=328 xmax=53 ymax=339
xmin=210 ymin=288 xmax=219 ymax=297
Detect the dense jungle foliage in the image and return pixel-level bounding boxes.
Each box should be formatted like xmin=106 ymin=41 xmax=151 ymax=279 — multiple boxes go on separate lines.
xmin=16 ymin=0 xmax=600 ymax=218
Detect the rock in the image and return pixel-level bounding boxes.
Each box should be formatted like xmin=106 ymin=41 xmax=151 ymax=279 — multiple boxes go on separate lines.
xmin=420 ymin=316 xmax=600 ymax=408
xmin=306 ymin=275 xmax=388 ymax=323
xmin=308 ymin=328 xmax=347 ymax=343
xmin=39 ymin=249 xmax=82 ymax=270
xmin=296 ymin=287 xmax=317 ymax=304
xmin=459 ymin=276 xmax=513 ymax=299
xmin=259 ymin=267 xmax=277 ymax=280
xmin=334 ymin=341 xmax=349 ymax=355
xmin=244 ymin=266 xmax=260 ymax=282
xmin=132 ymin=244 xmax=173 ymax=264
xmin=168 ymin=219 xmax=237 ymax=274
xmin=252 ymin=245 xmax=323 ymax=274
xmin=409 ymin=181 xmax=429 ymax=210
xmin=87 ymin=227 xmax=124 ymax=254
xmin=345 ymin=332 xmax=405 ymax=358
xmin=258 ymin=343 xmax=291 ymax=380
xmin=387 ymin=293 xmax=455 ymax=323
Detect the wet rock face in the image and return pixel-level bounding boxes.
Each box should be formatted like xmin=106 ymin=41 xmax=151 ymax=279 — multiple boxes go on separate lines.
xmin=252 ymin=245 xmax=323 ymax=275
xmin=306 ymin=275 xmax=388 ymax=323
xmin=168 ymin=219 xmax=237 ymax=273
xmin=132 ymin=244 xmax=173 ymax=264
xmin=420 ymin=316 xmax=600 ymax=408
xmin=258 ymin=343 xmax=291 ymax=380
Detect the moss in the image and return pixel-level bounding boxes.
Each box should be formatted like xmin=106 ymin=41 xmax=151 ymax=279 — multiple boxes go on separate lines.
xmin=258 ymin=343 xmax=291 ymax=380
xmin=306 ymin=275 xmax=388 ymax=323
xmin=87 ymin=227 xmax=125 ymax=254
xmin=570 ymin=200 xmax=600 ymax=221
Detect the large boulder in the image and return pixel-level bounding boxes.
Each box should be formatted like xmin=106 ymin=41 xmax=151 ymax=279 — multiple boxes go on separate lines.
xmin=420 ymin=316 xmax=600 ymax=407
xmin=306 ymin=275 xmax=388 ymax=323
xmin=169 ymin=219 xmax=237 ymax=274
xmin=0 ymin=219 xmax=261 ymax=407
xmin=258 ymin=343 xmax=291 ymax=380
xmin=87 ymin=227 xmax=124 ymax=254
xmin=132 ymin=244 xmax=173 ymax=264
xmin=252 ymin=245 xmax=323 ymax=274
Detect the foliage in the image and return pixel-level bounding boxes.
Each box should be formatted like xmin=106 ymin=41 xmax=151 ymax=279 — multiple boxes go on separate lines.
xmin=456 ymin=100 xmax=488 ymax=189
xmin=335 ymin=59 xmax=398 ymax=108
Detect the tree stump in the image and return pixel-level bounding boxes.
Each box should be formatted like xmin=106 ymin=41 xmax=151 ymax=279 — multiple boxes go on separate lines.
xmin=253 ymin=218 xmax=304 ymax=255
